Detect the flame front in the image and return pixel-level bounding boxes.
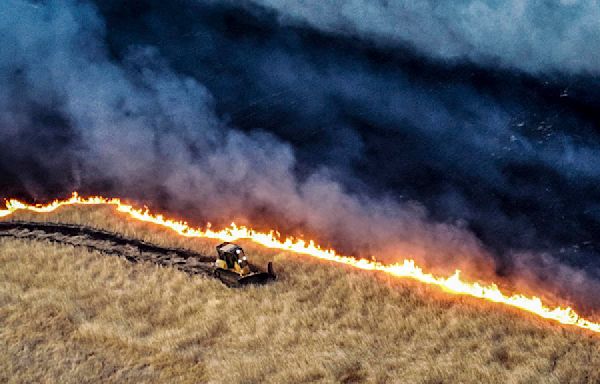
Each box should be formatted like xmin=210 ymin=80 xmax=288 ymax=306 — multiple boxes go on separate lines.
xmin=2 ymin=192 xmax=599 ymax=334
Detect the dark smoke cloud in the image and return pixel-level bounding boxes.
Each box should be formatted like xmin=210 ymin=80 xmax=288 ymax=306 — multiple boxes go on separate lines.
xmin=2 ymin=0 xmax=600 ymax=311
xmin=0 ymin=0 xmax=494 ymax=274
xmin=237 ymin=0 xmax=600 ymax=74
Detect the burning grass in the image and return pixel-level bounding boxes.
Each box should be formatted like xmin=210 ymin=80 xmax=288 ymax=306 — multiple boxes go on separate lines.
xmin=4 ymin=194 xmax=599 ymax=334
xmin=1 ymin=206 xmax=600 ymax=383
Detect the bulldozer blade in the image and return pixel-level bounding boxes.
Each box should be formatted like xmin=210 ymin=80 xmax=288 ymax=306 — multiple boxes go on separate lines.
xmin=238 ymin=262 xmax=276 ymax=285
xmin=267 ymin=261 xmax=275 ymax=276
xmin=238 ymin=272 xmax=275 ymax=285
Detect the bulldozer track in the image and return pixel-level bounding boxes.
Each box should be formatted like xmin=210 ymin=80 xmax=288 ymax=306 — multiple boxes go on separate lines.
xmin=0 ymin=221 xmax=242 ymax=287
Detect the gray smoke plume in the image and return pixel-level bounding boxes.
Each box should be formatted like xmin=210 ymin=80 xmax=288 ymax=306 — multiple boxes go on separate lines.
xmin=239 ymin=0 xmax=600 ymax=74
xmin=0 ymin=0 xmax=495 ymax=274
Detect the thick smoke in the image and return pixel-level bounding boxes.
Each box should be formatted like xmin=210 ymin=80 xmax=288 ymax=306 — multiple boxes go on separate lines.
xmin=0 ymin=0 xmax=496 ymax=275
xmin=239 ymin=0 xmax=600 ymax=74
xmin=2 ymin=0 xmax=600 ymax=311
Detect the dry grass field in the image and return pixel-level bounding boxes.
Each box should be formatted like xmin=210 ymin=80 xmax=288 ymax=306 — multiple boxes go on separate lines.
xmin=1 ymin=206 xmax=600 ymax=383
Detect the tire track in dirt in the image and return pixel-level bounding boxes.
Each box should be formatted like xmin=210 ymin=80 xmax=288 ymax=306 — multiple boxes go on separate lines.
xmin=0 ymin=221 xmax=242 ymax=287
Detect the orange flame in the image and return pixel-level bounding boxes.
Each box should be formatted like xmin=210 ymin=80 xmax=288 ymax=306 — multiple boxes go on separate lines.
xmin=2 ymin=192 xmax=599 ymax=334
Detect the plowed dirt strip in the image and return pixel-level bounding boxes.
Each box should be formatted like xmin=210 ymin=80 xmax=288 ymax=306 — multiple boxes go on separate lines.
xmin=0 ymin=221 xmax=239 ymax=286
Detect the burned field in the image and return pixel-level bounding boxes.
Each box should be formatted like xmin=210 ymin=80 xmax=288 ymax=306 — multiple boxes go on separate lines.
xmin=1 ymin=205 xmax=600 ymax=383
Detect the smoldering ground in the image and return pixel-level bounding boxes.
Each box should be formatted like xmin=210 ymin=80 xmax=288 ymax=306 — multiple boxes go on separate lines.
xmin=2 ymin=0 xmax=600 ymax=311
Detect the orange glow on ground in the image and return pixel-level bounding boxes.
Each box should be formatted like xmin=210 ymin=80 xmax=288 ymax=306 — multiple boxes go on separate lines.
xmin=2 ymin=192 xmax=599 ymax=334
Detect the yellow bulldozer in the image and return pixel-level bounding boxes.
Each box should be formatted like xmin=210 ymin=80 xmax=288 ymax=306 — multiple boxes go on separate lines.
xmin=213 ymin=242 xmax=276 ymax=285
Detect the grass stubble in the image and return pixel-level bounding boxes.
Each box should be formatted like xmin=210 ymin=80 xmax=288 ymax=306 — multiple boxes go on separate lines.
xmin=0 ymin=206 xmax=599 ymax=383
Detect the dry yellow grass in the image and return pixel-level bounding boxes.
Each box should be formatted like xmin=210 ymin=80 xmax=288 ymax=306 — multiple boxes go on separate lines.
xmin=1 ymin=206 xmax=600 ymax=383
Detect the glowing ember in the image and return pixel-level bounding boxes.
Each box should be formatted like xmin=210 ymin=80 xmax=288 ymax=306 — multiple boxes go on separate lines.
xmin=2 ymin=192 xmax=599 ymax=334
